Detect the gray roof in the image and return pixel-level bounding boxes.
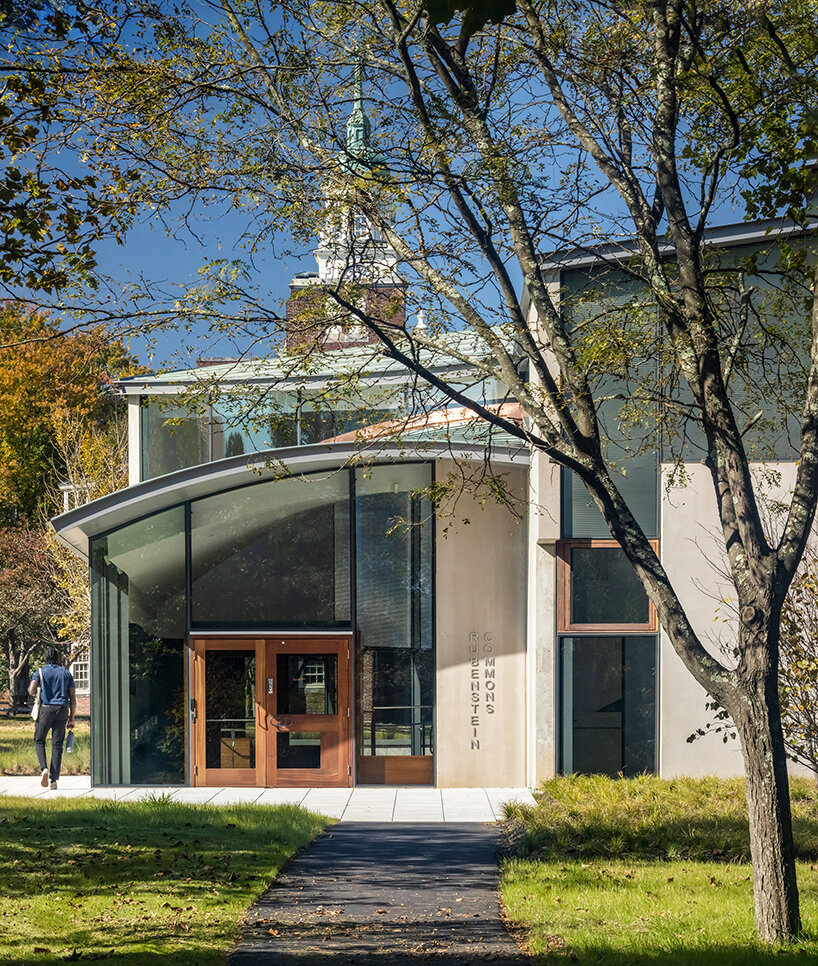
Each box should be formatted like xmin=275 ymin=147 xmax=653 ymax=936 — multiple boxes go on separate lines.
xmin=117 ymin=328 xmax=522 ymax=395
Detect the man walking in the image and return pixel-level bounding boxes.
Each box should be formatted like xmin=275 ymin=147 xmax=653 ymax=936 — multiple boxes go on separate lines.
xmin=29 ymin=647 xmax=76 ymax=791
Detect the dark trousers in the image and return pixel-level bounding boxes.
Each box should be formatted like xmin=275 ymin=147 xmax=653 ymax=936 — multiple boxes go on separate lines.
xmin=34 ymin=705 xmax=68 ymax=781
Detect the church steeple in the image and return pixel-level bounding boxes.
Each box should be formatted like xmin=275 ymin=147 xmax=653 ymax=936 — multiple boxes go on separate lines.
xmin=285 ymin=58 xmax=404 ymax=353
xmin=340 ymin=59 xmax=385 ymax=174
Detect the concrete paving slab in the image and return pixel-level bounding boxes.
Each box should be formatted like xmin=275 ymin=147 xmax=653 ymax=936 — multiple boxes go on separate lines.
xmin=208 ymin=788 xmax=266 ymax=805
xmin=254 ymin=788 xmax=310 ymax=806
xmin=81 ymin=787 xmax=130 ymax=800
xmin=0 ymin=777 xmax=535 ymax=822
xmin=228 ymin=823 xmax=528 ymax=965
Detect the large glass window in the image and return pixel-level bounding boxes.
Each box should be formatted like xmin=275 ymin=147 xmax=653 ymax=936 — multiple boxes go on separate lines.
xmin=560 ymin=635 xmax=656 ymax=777
xmin=211 ymin=390 xmax=300 ymax=459
xmin=141 ymin=398 xmax=209 ymax=480
xmin=90 ymin=507 xmax=186 ymax=784
xmin=190 ymin=472 xmax=351 ymax=628
xmin=355 ymin=464 xmax=434 ymax=758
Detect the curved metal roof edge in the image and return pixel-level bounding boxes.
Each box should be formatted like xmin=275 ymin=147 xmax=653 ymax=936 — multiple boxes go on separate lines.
xmin=51 ymin=439 xmax=530 ymax=560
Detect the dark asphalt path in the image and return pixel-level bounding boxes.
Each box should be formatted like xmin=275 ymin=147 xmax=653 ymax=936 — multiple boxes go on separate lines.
xmin=229 ymin=823 xmax=529 ymax=964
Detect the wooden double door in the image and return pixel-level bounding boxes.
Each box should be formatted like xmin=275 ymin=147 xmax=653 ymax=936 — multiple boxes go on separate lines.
xmin=191 ymin=636 xmax=352 ymax=787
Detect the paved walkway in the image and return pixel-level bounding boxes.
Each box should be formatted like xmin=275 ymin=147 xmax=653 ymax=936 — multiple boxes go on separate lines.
xmin=0 ymin=776 xmax=535 ymax=822
xmin=229 ymin=823 xmax=529 ymax=964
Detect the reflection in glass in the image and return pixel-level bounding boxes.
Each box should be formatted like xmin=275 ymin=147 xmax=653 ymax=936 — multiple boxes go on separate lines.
xmin=356 ymin=465 xmax=434 ymax=759
xmin=90 ymin=507 xmax=186 ymax=785
xmin=191 ymin=472 xmax=351 ymax=627
xmin=277 ymin=655 xmax=337 ymax=715
xmin=205 ymin=650 xmax=256 ymax=769
xmin=570 ymin=547 xmax=650 ymax=624
xmin=560 ymin=636 xmax=656 ymax=777
xmin=211 ymin=390 xmax=299 ymax=459
xmin=141 ymin=398 xmax=209 ymax=480
xmin=278 ymin=732 xmax=321 ymax=769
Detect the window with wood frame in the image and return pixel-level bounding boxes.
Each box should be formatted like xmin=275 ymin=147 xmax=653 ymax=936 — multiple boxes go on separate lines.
xmin=557 ymin=539 xmax=659 ymax=633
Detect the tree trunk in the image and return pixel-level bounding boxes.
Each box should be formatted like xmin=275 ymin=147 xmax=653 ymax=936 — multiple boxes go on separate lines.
xmin=732 ymin=680 xmax=801 ymax=941
xmin=5 ymin=629 xmax=31 ymax=707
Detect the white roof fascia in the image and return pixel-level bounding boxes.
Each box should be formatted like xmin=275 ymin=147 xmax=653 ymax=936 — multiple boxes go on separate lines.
xmin=51 ymin=440 xmax=530 ymax=561
xmin=543 ymin=218 xmax=817 ymax=273
xmin=118 ymin=365 xmax=486 ymax=397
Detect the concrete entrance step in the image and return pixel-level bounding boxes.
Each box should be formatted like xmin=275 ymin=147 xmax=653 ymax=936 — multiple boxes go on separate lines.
xmin=0 ymin=777 xmax=535 ymax=822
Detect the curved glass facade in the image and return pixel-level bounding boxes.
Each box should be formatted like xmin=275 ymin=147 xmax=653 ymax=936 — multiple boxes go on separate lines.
xmin=90 ymin=463 xmax=434 ymax=785
xmin=91 ymin=506 xmax=186 ymax=785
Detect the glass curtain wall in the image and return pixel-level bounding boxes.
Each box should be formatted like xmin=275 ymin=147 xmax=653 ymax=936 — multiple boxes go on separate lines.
xmin=190 ymin=473 xmax=351 ymax=628
xmin=90 ymin=506 xmax=186 ymax=784
xmin=140 ymin=385 xmax=404 ymax=482
xmin=355 ymin=465 xmax=434 ymax=759
xmin=141 ymin=399 xmax=209 ymax=479
xmin=90 ymin=462 xmax=435 ymax=783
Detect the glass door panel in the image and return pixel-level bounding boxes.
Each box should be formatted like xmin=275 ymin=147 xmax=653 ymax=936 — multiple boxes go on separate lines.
xmin=204 ymin=650 xmax=257 ymax=769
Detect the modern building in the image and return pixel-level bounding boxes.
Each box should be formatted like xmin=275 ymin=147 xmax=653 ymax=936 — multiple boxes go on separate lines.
xmin=52 ymin=87 xmax=814 ymax=790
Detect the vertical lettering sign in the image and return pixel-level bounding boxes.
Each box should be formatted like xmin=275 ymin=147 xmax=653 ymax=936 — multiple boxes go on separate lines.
xmin=468 ymin=632 xmax=496 ymax=750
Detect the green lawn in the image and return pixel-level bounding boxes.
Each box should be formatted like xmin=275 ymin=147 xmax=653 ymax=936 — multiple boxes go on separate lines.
xmin=501 ymin=775 xmax=818 ymax=964
xmin=0 ymin=715 xmax=90 ymax=775
xmin=0 ymin=795 xmax=328 ymax=964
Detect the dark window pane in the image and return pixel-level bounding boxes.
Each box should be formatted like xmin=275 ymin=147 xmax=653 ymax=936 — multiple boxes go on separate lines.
xmin=191 ymin=472 xmax=351 ymax=627
xmin=560 ymin=636 xmax=656 ymax=777
xmin=278 ymin=732 xmax=321 ymax=769
xmin=204 ymin=650 xmax=256 ymax=769
xmin=276 ymin=655 xmax=337 ymax=715
xmin=570 ymin=547 xmax=650 ymax=625
xmin=355 ymin=465 xmax=434 ymax=760
xmin=90 ymin=507 xmax=186 ymax=785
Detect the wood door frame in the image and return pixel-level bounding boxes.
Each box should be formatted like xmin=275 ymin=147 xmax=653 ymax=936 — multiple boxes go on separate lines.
xmin=191 ymin=637 xmax=266 ymax=787
xmin=191 ymin=634 xmax=353 ymax=788
xmin=266 ymin=636 xmax=353 ymax=788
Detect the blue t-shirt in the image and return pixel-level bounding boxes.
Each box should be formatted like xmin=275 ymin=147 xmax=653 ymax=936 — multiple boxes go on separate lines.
xmin=32 ymin=664 xmax=75 ymax=706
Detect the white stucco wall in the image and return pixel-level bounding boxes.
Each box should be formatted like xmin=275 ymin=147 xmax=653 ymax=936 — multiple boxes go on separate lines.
xmin=435 ymin=460 xmax=528 ymax=787
xmin=659 ymin=461 xmax=808 ymax=777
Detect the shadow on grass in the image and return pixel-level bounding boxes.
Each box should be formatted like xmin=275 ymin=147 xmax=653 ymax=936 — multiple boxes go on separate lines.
xmin=519 ymin=943 xmax=818 ymax=965
xmin=7 ymin=942 xmax=816 ymax=964
xmin=0 ymin=795 xmax=327 ymax=962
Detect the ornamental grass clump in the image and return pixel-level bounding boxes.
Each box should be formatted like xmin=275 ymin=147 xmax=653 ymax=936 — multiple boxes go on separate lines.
xmin=505 ymin=775 xmax=818 ymax=862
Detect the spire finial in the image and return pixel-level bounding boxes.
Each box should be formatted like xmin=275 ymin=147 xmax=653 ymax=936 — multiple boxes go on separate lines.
xmin=354 ymin=57 xmax=364 ymax=111
xmin=346 ymin=56 xmax=372 ymax=161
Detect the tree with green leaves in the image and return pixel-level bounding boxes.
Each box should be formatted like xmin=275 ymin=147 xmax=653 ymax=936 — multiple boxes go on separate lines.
xmin=0 ymin=0 xmax=140 ymax=297
xmin=19 ymin=0 xmax=818 ymax=941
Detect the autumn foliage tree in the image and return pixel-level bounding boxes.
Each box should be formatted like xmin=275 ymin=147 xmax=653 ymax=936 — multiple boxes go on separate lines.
xmin=0 ymin=301 xmax=132 ymax=519
xmin=0 ymin=524 xmax=61 ymax=704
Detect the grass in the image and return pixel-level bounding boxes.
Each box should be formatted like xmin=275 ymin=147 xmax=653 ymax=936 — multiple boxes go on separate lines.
xmin=0 ymin=794 xmax=328 ymax=964
xmin=501 ymin=775 xmax=818 ymax=964
xmin=0 ymin=714 xmax=91 ymax=775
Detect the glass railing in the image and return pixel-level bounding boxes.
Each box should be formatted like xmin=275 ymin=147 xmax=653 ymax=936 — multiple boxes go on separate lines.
xmin=360 ymin=705 xmax=433 ymax=757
